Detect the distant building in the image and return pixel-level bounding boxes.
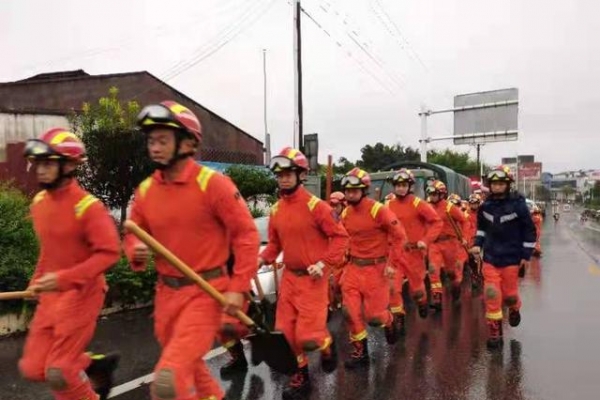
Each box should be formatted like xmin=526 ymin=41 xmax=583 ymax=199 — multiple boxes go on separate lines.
xmin=0 ymin=69 xmax=264 ymax=194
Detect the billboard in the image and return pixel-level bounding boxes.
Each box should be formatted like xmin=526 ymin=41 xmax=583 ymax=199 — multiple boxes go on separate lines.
xmin=518 ymin=162 xmax=542 ymax=180
xmin=454 ymin=88 xmax=519 ymax=145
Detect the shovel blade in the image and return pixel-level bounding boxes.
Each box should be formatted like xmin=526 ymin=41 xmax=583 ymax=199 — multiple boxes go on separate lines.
xmin=260 ymin=299 xmax=277 ymax=331
xmin=246 ymin=330 xmax=297 ymax=375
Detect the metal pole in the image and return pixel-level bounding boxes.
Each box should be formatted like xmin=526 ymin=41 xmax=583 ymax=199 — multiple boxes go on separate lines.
xmin=326 ymin=154 xmax=333 ymax=200
xmin=419 ymin=106 xmax=428 ymax=162
xmin=263 ymin=49 xmax=271 ymax=163
xmin=293 ymin=0 xmax=303 ymax=151
xmin=476 ymin=144 xmax=481 ymax=181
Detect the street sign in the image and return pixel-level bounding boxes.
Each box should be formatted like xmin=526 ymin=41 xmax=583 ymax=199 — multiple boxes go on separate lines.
xmin=453 ymin=88 xmax=519 ymax=145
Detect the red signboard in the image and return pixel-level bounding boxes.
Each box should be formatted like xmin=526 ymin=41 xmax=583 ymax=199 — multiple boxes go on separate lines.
xmin=518 ymin=162 xmax=542 ymax=180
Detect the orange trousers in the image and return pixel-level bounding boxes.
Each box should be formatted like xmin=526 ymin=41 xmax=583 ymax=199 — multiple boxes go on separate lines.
xmin=483 ymin=264 xmax=521 ymax=321
xmin=276 ymin=269 xmax=332 ymax=367
xmin=390 ymin=249 xmax=427 ymax=313
xmin=152 ymin=279 xmax=228 ymax=400
xmin=341 ymin=263 xmax=392 ymax=341
xmin=429 ymin=240 xmax=462 ymax=292
xmin=19 ymin=285 xmax=104 ymax=400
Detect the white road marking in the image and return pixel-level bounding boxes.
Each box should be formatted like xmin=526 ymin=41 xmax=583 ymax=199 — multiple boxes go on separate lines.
xmin=107 ymin=345 xmax=229 ymax=398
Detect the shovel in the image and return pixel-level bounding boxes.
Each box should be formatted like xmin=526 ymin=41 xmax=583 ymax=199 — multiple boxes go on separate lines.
xmin=124 ymin=220 xmax=297 ymax=375
xmin=0 ymin=291 xmax=34 ymax=300
xmin=253 ymin=276 xmax=276 ymax=331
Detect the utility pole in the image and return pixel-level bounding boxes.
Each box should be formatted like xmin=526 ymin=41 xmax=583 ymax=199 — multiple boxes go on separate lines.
xmin=263 ymin=49 xmax=271 ymax=163
xmin=293 ymin=0 xmax=304 ymax=151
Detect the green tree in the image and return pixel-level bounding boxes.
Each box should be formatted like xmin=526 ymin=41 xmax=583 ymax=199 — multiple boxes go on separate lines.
xmin=427 ymin=148 xmax=483 ymax=177
xmin=356 ymin=143 xmax=420 ymax=171
xmin=561 ymin=185 xmax=576 ymax=200
xmin=333 ymin=157 xmax=356 ymax=174
xmin=225 ymin=165 xmax=277 ymax=217
xmin=0 ymin=182 xmax=38 ymax=314
xmin=69 ymin=87 xmax=153 ymax=226
xmin=534 ymin=185 xmax=552 ymax=202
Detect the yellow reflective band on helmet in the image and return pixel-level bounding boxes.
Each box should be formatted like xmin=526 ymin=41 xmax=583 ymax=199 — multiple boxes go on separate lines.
xmin=75 ymin=194 xmax=98 ymax=219
xmin=486 ymin=311 xmax=503 ymax=320
xmin=286 ymin=148 xmax=299 ymax=159
xmin=50 ymin=131 xmax=78 ymax=145
xmin=307 ymin=196 xmax=320 ymax=212
xmin=168 ymin=103 xmax=191 ymax=115
xmin=370 ymin=202 xmax=382 ymax=219
xmin=196 ymin=167 xmax=216 ymax=192
xmin=138 ymin=177 xmax=153 ymax=198
xmin=356 ymin=169 xmax=366 ymax=178
xmin=141 ymin=118 xmax=181 ymax=129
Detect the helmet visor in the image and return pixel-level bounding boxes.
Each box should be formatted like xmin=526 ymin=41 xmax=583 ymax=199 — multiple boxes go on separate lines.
xmin=137 ymin=104 xmax=180 ymax=129
xmin=341 ymin=175 xmax=363 ymax=188
xmin=487 ymin=169 xmax=510 ymax=181
xmin=24 ymin=139 xmax=59 ymax=159
xmin=269 ymin=156 xmax=295 ymax=172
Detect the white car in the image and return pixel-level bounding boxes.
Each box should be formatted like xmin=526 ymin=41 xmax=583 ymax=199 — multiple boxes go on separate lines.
xmin=251 ymin=216 xmax=284 ymax=297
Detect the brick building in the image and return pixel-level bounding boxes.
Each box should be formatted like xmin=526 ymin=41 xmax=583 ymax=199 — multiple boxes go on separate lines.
xmin=0 ymin=70 xmax=264 ymax=194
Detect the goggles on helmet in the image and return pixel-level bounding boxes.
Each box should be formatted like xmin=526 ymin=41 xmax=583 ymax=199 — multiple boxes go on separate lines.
xmin=392 ymin=172 xmax=411 ymax=183
xmin=137 ymin=104 xmax=180 ymax=129
xmin=487 ymin=169 xmax=511 ymax=181
xmin=341 ymin=175 xmax=363 ymax=187
xmin=425 ymin=186 xmax=438 ymax=195
xmin=24 ymin=140 xmax=59 ymax=159
xmin=269 ymin=156 xmax=297 ymax=171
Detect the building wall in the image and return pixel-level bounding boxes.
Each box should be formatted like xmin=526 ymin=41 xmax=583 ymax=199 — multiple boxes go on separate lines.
xmin=0 ymin=113 xmax=69 ymax=162
xmin=0 ymin=71 xmax=263 ymax=164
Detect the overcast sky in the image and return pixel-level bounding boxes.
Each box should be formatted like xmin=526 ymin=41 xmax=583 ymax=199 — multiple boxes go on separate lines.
xmin=1 ymin=0 xmax=598 ymax=173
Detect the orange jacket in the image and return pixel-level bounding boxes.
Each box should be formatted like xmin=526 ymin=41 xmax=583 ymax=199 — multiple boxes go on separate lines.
xmin=386 ymin=194 xmax=442 ymax=246
xmin=430 ymin=199 xmax=469 ymax=241
xmin=260 ymin=186 xmax=349 ymax=269
xmin=342 ymin=198 xmax=407 ymax=265
xmin=30 ymin=180 xmax=120 ymax=291
xmin=124 ymin=159 xmax=260 ymax=293
xmin=467 ymin=210 xmax=478 ymax=245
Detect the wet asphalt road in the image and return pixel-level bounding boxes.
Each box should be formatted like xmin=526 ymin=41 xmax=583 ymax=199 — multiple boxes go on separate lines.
xmin=2 ymin=210 xmax=600 ymax=400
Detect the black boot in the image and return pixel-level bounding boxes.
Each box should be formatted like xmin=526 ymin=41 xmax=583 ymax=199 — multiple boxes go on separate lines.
xmin=85 ymin=352 xmax=120 ymax=400
xmin=418 ymin=301 xmax=429 ymax=318
xmin=320 ymin=339 xmax=338 ymax=373
xmin=344 ymin=339 xmax=369 ymax=369
xmin=486 ymin=319 xmax=504 ymax=349
xmin=451 ymin=284 xmax=462 ymax=302
xmin=508 ymin=308 xmax=521 ymax=327
xmin=392 ymin=313 xmax=406 ymax=336
xmin=430 ymin=292 xmax=442 ymax=312
xmin=282 ymin=365 xmax=311 ymax=399
xmin=220 ymin=341 xmax=248 ymax=379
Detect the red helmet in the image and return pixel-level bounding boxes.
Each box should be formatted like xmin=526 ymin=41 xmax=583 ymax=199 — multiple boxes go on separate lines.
xmin=426 ymin=180 xmax=448 ymax=196
xmin=469 ymin=193 xmax=483 ymax=204
xmin=24 ymin=128 xmax=87 ymax=163
xmin=329 ymin=191 xmax=346 ymax=206
xmin=486 ymin=165 xmax=514 ymax=183
xmin=391 ymin=168 xmax=415 ymax=185
xmin=448 ymin=193 xmax=462 ymax=205
xmin=342 ymin=167 xmax=371 ymax=189
xmin=137 ymin=100 xmax=202 ymax=142
xmin=269 ymin=147 xmax=309 ymax=172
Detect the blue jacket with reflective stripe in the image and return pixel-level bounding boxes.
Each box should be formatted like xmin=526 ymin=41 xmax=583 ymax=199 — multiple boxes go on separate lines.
xmin=474 ymin=193 xmax=537 ymax=267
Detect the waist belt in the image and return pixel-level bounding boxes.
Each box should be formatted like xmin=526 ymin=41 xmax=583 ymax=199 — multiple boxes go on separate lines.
xmin=435 ymin=234 xmax=455 ymax=243
xmin=349 ymin=256 xmax=387 ymax=266
xmin=160 ymin=266 xmax=224 ymax=289
xmin=287 ymin=268 xmax=310 ymax=277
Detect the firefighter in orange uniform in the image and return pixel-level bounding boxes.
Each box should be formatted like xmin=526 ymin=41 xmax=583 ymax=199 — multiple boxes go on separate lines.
xmin=124 ymin=101 xmax=260 ymax=400
xmin=385 ymin=169 xmax=442 ymax=324
xmin=259 ymin=148 xmax=349 ymax=399
xmin=18 ymin=129 xmax=121 ymax=400
xmin=340 ymin=168 xmax=407 ymax=368
xmin=531 ymin=206 xmax=543 ymax=258
xmin=449 ymin=194 xmax=470 ymax=275
xmin=426 ymin=181 xmax=469 ymax=310
xmin=467 ymin=193 xmax=484 ymax=289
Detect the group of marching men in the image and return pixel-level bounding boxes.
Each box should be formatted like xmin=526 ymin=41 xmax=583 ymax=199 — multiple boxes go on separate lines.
xmin=12 ymin=100 xmax=543 ymax=400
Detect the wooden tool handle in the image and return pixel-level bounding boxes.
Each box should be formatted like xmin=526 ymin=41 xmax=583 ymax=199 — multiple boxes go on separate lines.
xmin=124 ymin=220 xmax=255 ymax=327
xmin=253 ymin=276 xmax=266 ymax=300
xmin=0 ymin=291 xmax=33 ymax=300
